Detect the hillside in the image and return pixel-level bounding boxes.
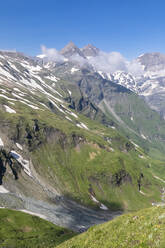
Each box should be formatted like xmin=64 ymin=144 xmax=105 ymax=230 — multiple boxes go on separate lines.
xmin=51 ymin=58 xmax=165 ymax=158
xmin=57 ymin=206 xmax=165 ymax=248
xmin=0 ymin=50 xmax=165 ymax=231
xmin=0 ymin=208 xmax=75 ymax=248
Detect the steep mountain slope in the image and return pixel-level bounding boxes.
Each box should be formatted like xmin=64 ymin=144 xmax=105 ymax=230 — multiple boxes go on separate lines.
xmin=57 ymin=206 xmax=165 ymax=248
xmin=112 ymin=52 xmax=165 ymax=119
xmin=51 ymin=61 xmax=165 ymax=158
xmin=0 ymin=208 xmax=75 ymax=248
xmin=39 ymin=43 xmax=165 ymax=138
xmin=60 ymin=43 xmax=165 ymax=121
xmin=136 ymin=53 xmax=165 ymax=119
xmin=38 ymin=43 xmax=165 ymax=121
xmin=0 ymin=50 xmax=165 ymax=232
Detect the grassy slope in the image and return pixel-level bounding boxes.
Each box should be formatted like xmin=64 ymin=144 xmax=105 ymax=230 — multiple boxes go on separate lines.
xmin=32 ymin=138 xmax=162 ymax=211
xmin=100 ymin=92 xmax=165 ymax=160
xmin=0 ymin=209 xmax=75 ymax=248
xmin=57 ymin=206 xmax=165 ymax=248
xmin=59 ymin=72 xmax=165 ymax=160
xmin=0 ymin=89 xmax=164 ymax=211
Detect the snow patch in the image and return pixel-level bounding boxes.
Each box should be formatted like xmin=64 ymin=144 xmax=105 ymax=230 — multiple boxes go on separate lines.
xmin=0 ymin=137 xmax=4 ymax=147
xmin=19 ymin=100 xmax=39 ymax=110
xmin=19 ymin=210 xmax=47 ymax=220
xmin=131 ymin=141 xmax=140 ymax=148
xmin=4 ymin=105 xmax=16 ymax=113
xmin=100 ymin=204 xmax=109 ymax=210
xmin=10 ymin=151 xmax=32 ymax=177
xmin=39 ymin=102 xmax=49 ymax=109
xmin=98 ymin=71 xmax=105 ymax=79
xmin=0 ymin=94 xmax=17 ymax=101
xmin=141 ymin=134 xmax=147 ymax=140
xmin=65 ymin=116 xmax=72 ymax=122
xmin=0 ymin=66 xmax=17 ymax=81
xmin=0 ymin=89 xmax=7 ymax=93
xmin=68 ymin=90 xmax=72 ymax=95
xmin=8 ymin=62 xmax=20 ymax=72
xmin=153 ymin=175 xmax=165 ymax=184
xmin=80 ymin=122 xmax=89 ymax=130
xmin=139 ymin=190 xmax=146 ymax=195
xmin=48 ymin=99 xmax=65 ymax=114
xmin=110 ymin=126 xmax=116 ymax=129
xmin=90 ymin=195 xmax=108 ymax=210
xmin=71 ymin=67 xmax=79 ymax=74
xmin=8 ymin=101 xmax=15 ymax=105
xmin=0 ymin=185 xmax=9 ymax=193
xmin=67 ymin=111 xmax=78 ymax=119
xmin=76 ymin=122 xmax=89 ymax=130
xmin=37 ymin=54 xmax=46 ymax=59
xmin=109 ymin=147 xmax=114 ymax=152
xmin=13 ymin=87 xmax=21 ymax=92
xmin=91 ymin=195 xmax=99 ymax=203
xmin=139 ymin=154 xmax=145 ymax=159
xmin=45 ymin=75 xmax=59 ymax=82
xmin=16 ymin=143 xmax=23 ymax=151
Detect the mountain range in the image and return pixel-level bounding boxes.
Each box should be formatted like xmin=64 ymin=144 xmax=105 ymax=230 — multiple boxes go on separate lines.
xmin=38 ymin=42 xmax=165 ymax=119
xmin=0 ymin=43 xmax=165 ymax=242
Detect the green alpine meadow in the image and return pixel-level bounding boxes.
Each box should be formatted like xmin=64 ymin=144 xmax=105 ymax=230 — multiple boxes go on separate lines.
xmin=0 ymin=208 xmax=75 ymax=248
xmin=57 ymin=206 xmax=165 ymax=248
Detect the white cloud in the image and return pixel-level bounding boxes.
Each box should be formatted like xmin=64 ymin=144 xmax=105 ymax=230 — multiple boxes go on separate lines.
xmin=88 ymin=51 xmax=143 ymax=76
xmin=88 ymin=51 xmax=127 ymax=73
xmin=40 ymin=45 xmax=144 ymax=76
xmin=41 ymin=45 xmax=65 ymax=62
xmin=127 ymin=59 xmax=143 ymax=76
xmin=0 ymin=49 xmax=17 ymax=53
xmin=69 ymin=54 xmax=87 ymax=66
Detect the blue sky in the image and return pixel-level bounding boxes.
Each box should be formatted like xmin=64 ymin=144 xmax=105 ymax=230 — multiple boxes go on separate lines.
xmin=0 ymin=0 xmax=165 ymax=59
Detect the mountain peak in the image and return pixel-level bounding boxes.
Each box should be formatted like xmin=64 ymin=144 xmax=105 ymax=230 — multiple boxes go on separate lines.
xmin=138 ymin=52 xmax=165 ymax=71
xmin=81 ymin=44 xmax=100 ymax=57
xmin=64 ymin=41 xmax=77 ymax=48
xmin=60 ymin=42 xmax=85 ymax=58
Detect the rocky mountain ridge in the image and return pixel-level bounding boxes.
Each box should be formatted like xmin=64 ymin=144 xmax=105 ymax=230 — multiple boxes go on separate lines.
xmin=37 ymin=43 xmax=165 ymax=119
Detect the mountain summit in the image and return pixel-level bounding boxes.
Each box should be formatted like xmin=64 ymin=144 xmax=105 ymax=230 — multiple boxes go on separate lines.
xmin=81 ymin=44 xmax=100 ymax=57
xmin=60 ymin=42 xmax=99 ymax=59
xmin=60 ymin=41 xmax=85 ymax=58
xmin=138 ymin=52 xmax=165 ymax=71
